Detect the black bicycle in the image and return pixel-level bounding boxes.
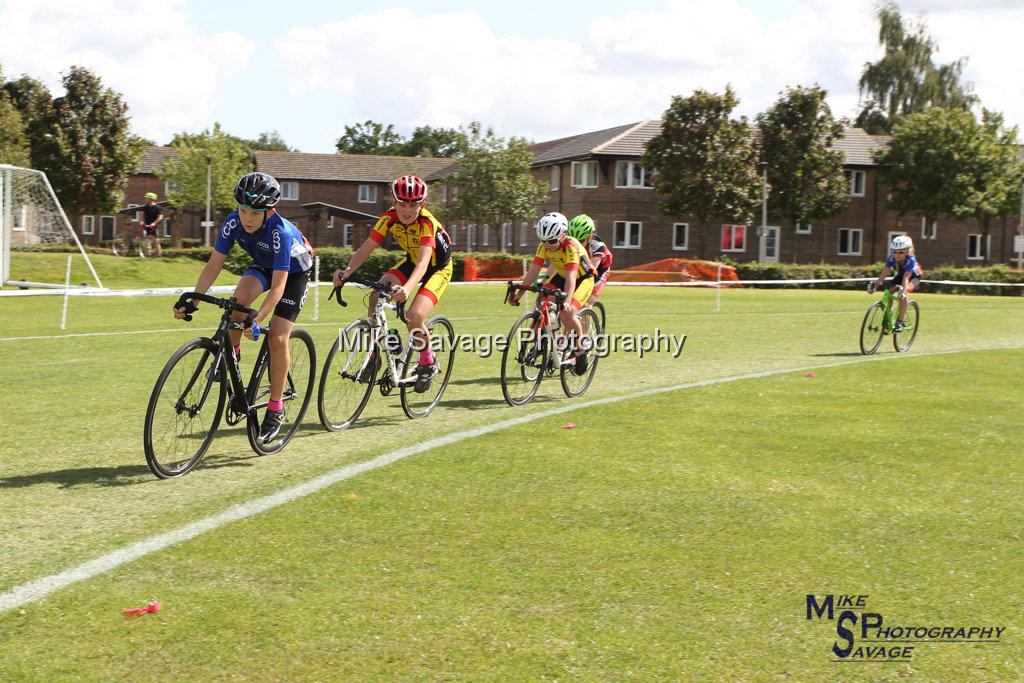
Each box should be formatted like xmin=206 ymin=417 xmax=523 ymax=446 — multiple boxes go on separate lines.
xmin=317 ymin=280 xmax=456 ymax=430
xmin=143 ymin=292 xmax=316 ymax=478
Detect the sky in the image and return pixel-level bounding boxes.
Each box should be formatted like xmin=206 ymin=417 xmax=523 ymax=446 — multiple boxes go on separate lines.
xmin=1 ymin=0 xmax=1022 ymax=153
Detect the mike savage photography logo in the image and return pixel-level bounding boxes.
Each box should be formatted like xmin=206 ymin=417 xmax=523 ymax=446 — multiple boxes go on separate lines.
xmin=335 ymin=328 xmax=687 ymax=360
xmin=805 ymin=594 xmax=1005 ymax=663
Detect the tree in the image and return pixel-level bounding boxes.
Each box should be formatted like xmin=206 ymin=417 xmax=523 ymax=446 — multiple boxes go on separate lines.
xmin=0 ymin=68 xmax=30 ymax=166
xmin=856 ymin=2 xmax=977 ymax=134
xmin=1 ymin=73 xmax=63 ymax=173
xmin=442 ymin=122 xmax=545 ymax=249
xmin=335 ymin=120 xmax=405 ymax=155
xmin=158 ymin=122 xmax=253 ymax=215
xmin=243 ymin=130 xmax=293 ymax=152
xmin=400 ymin=126 xmax=466 ymax=157
xmin=756 ymin=85 xmax=849 ymax=227
xmin=875 ymin=107 xmax=1024 ymax=261
xmin=644 ymin=86 xmax=761 ymax=245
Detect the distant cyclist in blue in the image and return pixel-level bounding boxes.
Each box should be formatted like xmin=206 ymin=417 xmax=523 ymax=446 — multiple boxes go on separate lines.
xmin=174 ymin=172 xmax=314 ymax=444
xmin=868 ymin=234 xmax=922 ymax=332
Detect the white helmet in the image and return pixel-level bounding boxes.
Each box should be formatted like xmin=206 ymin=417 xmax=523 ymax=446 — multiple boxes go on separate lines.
xmin=891 ymin=235 xmax=913 ymax=251
xmin=536 ymin=212 xmax=568 ymax=241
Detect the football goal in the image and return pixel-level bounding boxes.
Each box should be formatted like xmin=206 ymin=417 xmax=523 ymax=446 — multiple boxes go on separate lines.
xmin=0 ymin=164 xmax=103 ymax=289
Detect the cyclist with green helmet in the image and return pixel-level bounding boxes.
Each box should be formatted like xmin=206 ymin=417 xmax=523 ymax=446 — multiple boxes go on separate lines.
xmin=567 ymin=214 xmax=613 ymax=305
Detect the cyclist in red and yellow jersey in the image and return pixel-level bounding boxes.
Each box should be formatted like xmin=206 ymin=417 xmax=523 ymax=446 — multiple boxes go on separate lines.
xmin=333 ymin=175 xmax=453 ymax=393
xmin=510 ymin=212 xmax=595 ymax=374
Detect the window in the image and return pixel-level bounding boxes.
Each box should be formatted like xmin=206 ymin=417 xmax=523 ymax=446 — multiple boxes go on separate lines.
xmin=280 ymin=181 xmax=299 ymax=201
xmin=501 ymin=222 xmax=512 ymax=249
xmin=482 ymin=224 xmax=489 ymax=246
xmin=615 ymin=161 xmax=653 ymax=188
xmin=343 ymin=224 xmax=354 ymax=248
xmin=921 ymin=217 xmax=937 ymax=240
xmin=613 ymin=221 xmax=642 ymax=249
xmin=81 ymin=215 xmax=95 ymax=235
xmin=968 ymin=234 xmax=988 ymax=260
xmin=550 ymin=166 xmax=559 ymax=192
xmin=672 ymin=223 xmax=689 ymax=250
xmin=838 ymin=228 xmax=862 ymax=255
xmin=520 ymin=221 xmax=528 ymax=247
xmin=12 ymin=205 xmax=27 ymax=231
xmin=164 ymin=180 xmax=183 ymax=196
xmin=571 ymin=161 xmax=598 ymax=188
xmin=358 ymin=185 xmax=377 ymax=203
xmin=721 ymin=224 xmax=746 ymax=252
xmin=796 ymin=222 xmax=812 ymax=234
xmin=467 ymin=224 xmax=476 ymax=252
xmin=101 ymin=215 xmax=115 ymax=239
xmin=845 ymin=170 xmax=866 ymax=197
xmin=441 ymin=185 xmax=448 ymax=203
xmin=162 ymin=218 xmax=171 ymax=238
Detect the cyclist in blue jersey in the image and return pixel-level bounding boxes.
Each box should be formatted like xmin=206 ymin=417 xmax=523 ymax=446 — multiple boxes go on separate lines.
xmin=868 ymin=235 xmax=923 ymax=332
xmin=174 ymin=172 xmax=315 ymax=444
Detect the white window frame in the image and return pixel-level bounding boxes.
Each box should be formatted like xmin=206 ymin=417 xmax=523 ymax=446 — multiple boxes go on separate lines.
xmin=81 ymin=215 xmax=95 ymax=235
xmin=613 ymin=221 xmax=642 ymax=249
xmin=672 ymin=223 xmax=689 ymax=251
xmin=280 ymin=181 xmax=299 ymax=201
xmin=921 ymin=217 xmax=937 ymax=240
xmin=519 ymin=221 xmax=528 ymax=247
xmin=846 ymin=170 xmax=866 ymax=197
xmin=615 ymin=161 xmax=653 ymax=189
xmin=795 ymin=221 xmax=812 ymax=234
xmin=467 ymin=223 xmax=476 ymax=252
xmin=571 ymin=161 xmax=598 ymax=188
xmin=838 ymin=228 xmax=863 ymax=256
xmin=358 ymin=184 xmax=377 ymax=204
xmin=12 ymin=205 xmax=27 ymax=231
xmin=164 ymin=180 xmax=183 ymax=196
xmin=482 ymin=224 xmax=490 ymax=247
xmin=162 ymin=218 xmax=171 ymax=238
xmin=967 ymin=233 xmax=988 ymax=260
xmin=550 ymin=166 xmax=559 ymax=192
xmin=343 ymin=224 xmax=354 ymax=248
xmin=441 ymin=185 xmax=448 ymax=203
xmin=721 ymin=224 xmax=746 ymax=252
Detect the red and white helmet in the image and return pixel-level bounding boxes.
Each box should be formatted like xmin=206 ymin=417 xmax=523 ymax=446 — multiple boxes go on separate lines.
xmin=392 ymin=175 xmax=427 ymax=203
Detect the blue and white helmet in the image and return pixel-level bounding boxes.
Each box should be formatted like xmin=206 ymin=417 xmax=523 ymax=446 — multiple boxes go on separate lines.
xmin=536 ymin=212 xmax=568 ymax=241
xmin=890 ymin=235 xmax=913 ymax=251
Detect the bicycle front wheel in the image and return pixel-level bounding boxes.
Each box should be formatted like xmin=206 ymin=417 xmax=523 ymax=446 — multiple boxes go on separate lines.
xmin=400 ymin=316 xmax=456 ymax=419
xmin=317 ymin=320 xmax=378 ymax=431
xmin=246 ymin=328 xmax=317 ymax=455
xmin=561 ymin=307 xmax=601 ymax=397
xmin=592 ymin=300 xmax=607 ymax=332
xmin=144 ymin=337 xmax=225 ymax=478
xmin=501 ymin=312 xmax=549 ymax=406
xmin=893 ymin=301 xmax=920 ymax=353
xmin=859 ymin=302 xmax=885 ymax=355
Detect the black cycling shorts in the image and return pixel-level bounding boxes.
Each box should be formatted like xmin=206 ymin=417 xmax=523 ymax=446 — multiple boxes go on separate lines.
xmin=242 ymin=265 xmax=310 ymax=322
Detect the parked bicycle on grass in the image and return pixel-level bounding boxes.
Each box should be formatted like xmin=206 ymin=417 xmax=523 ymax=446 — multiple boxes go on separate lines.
xmin=317 ymin=280 xmax=455 ymax=429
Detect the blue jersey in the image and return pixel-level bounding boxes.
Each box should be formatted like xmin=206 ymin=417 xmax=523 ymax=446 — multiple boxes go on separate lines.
xmin=214 ymin=211 xmax=313 ymax=273
xmin=885 ymin=253 xmax=923 ymax=280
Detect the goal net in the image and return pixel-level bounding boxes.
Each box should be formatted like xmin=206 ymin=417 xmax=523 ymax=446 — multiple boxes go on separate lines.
xmin=0 ymin=164 xmax=103 ymax=289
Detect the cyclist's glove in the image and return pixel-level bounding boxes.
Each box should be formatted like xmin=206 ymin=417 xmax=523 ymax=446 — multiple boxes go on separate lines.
xmin=249 ymin=321 xmax=261 ymax=341
xmin=175 ymin=298 xmax=199 ymax=316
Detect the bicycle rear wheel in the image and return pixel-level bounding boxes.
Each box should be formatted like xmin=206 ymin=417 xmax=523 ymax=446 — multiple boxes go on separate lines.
xmin=501 ymin=312 xmax=549 ymax=406
xmin=561 ymin=308 xmax=601 ymax=397
xmin=400 ymin=316 xmax=456 ymax=419
xmin=144 ymin=337 xmax=225 ymax=478
xmin=859 ymin=302 xmax=885 ymax=355
xmin=893 ymin=301 xmax=920 ymax=353
xmin=317 ymin=320 xmax=378 ymax=431
xmin=246 ymin=328 xmax=317 ymax=455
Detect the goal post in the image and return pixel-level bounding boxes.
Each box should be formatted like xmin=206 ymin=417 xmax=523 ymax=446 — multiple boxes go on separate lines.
xmin=0 ymin=164 xmax=104 ymax=289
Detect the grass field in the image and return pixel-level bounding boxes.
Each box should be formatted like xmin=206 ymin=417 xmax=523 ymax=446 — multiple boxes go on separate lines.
xmin=0 ymin=263 xmax=1022 ymax=680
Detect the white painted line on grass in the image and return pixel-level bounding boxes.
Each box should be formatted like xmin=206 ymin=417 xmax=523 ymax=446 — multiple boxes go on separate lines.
xmin=1 ymin=344 xmax=1022 ymax=613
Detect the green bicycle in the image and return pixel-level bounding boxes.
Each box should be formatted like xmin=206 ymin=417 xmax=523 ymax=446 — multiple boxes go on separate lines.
xmin=860 ymin=284 xmax=920 ymax=355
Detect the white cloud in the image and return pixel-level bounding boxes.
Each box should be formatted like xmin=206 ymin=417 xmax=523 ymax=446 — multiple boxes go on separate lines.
xmin=0 ymin=0 xmax=254 ymax=143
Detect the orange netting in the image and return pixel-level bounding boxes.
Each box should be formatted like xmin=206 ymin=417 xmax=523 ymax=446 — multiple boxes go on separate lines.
xmin=462 ymin=257 xmax=525 ymax=281
xmin=621 ymin=258 xmax=740 ymax=284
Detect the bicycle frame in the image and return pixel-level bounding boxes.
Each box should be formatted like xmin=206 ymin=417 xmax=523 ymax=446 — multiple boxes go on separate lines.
xmin=330 ymin=281 xmax=418 ymax=389
xmin=879 ymin=286 xmax=913 ymax=332
xmin=505 ymin=282 xmax=576 ymax=369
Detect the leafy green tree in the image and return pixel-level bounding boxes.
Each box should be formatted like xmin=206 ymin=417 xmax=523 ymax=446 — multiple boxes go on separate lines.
xmin=442 ymin=122 xmax=545 ymax=249
xmin=756 ymin=85 xmax=849 ymax=227
xmin=335 ymin=120 xmax=405 ymax=155
xmin=400 ymin=126 xmax=466 ymax=157
xmin=644 ymin=86 xmax=761 ymax=240
xmin=0 ymin=68 xmax=30 ymax=166
xmin=247 ymin=130 xmax=293 ymax=151
xmin=1 ymin=73 xmax=63 ymax=174
xmin=876 ymin=107 xmax=1024 ymax=261
xmin=856 ymin=2 xmax=977 ymax=134
xmin=158 ymin=122 xmax=253 ymax=219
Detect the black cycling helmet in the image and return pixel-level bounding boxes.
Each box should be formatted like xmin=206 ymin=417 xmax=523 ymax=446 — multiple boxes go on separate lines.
xmin=234 ymin=172 xmax=281 ymax=210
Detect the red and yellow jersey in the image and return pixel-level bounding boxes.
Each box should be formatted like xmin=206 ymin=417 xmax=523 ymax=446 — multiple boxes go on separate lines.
xmin=369 ymin=207 xmax=451 ymax=267
xmin=533 ymin=236 xmax=594 ymax=279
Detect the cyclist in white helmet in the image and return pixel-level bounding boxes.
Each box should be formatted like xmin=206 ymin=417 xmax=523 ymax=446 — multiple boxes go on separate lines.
xmin=509 ymin=212 xmax=596 ymax=375
xmin=868 ymin=235 xmax=923 ymax=332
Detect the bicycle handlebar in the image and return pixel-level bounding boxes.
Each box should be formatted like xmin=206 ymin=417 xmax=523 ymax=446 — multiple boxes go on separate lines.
xmin=174 ymin=291 xmax=256 ymax=324
xmin=329 ymin=280 xmax=407 ymax=324
xmin=504 ymin=280 xmax=568 ymax=306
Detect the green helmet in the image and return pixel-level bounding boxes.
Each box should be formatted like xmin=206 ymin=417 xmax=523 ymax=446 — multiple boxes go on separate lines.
xmin=567 ymin=214 xmax=595 ymax=241
xmin=144 ymin=192 xmax=158 ymax=200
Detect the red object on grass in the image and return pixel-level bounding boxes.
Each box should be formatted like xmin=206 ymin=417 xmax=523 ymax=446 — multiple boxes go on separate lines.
xmin=804 ymin=372 xmax=816 ymax=378
xmin=122 ymin=601 xmax=161 ymax=616
xmin=563 ymin=422 xmax=577 ymax=429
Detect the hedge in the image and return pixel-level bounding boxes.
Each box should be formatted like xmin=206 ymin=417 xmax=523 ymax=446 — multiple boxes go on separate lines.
xmin=732 ymin=262 xmax=1023 ymax=295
